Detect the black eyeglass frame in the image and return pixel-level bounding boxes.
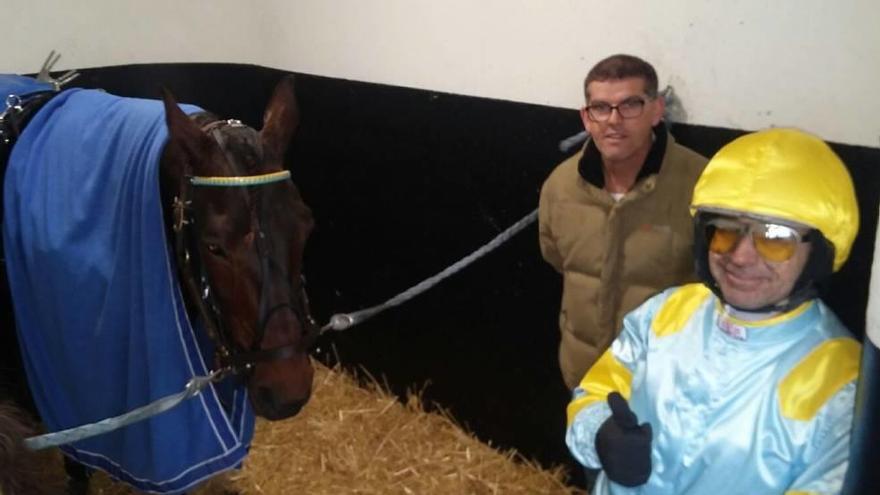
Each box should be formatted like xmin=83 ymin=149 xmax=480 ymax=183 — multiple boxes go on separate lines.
xmin=584 ymin=96 xmax=651 ymax=122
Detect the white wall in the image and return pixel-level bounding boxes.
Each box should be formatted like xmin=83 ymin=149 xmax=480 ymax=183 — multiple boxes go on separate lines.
xmin=5 ymin=0 xmax=879 ymax=148
xmin=869 ymin=202 xmax=880 ymax=347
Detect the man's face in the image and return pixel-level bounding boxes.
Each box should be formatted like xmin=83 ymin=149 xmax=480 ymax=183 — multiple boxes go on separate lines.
xmin=581 ymin=77 xmax=664 ymax=165
xmin=707 ymin=216 xmax=812 ymax=310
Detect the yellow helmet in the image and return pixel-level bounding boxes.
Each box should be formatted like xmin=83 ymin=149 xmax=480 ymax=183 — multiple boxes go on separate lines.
xmin=691 ymin=128 xmax=858 ymax=272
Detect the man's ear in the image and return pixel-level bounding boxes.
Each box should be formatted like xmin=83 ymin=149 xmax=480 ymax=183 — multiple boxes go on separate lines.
xmin=580 ymin=107 xmax=593 ymax=131
xmin=652 ymin=96 xmax=666 ymax=126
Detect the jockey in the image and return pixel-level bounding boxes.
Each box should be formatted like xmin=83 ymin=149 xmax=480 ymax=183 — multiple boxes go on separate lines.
xmin=565 ymin=127 xmax=861 ymax=494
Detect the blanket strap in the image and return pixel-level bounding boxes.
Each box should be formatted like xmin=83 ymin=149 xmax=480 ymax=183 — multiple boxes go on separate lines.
xmin=1 ymin=91 xmax=57 ymax=171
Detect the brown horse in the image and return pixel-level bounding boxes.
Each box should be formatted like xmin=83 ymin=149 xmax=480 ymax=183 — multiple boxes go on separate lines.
xmin=161 ymin=77 xmax=316 ymax=420
xmin=0 ymin=75 xmax=316 ymax=493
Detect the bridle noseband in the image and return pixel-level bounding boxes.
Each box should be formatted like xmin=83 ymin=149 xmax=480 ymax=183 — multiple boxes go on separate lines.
xmin=172 ymin=118 xmax=317 ymax=376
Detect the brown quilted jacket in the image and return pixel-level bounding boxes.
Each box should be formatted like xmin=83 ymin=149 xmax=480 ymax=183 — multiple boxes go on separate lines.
xmin=539 ymin=128 xmax=708 ymax=389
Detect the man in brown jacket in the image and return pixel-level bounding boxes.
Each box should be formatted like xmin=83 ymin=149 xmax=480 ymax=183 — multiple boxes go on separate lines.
xmin=539 ymin=54 xmax=708 ymax=390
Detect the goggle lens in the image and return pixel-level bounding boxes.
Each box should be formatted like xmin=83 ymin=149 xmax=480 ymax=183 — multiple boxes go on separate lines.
xmin=709 ymin=227 xmax=742 ymax=255
xmin=707 ymin=219 xmax=804 ymax=262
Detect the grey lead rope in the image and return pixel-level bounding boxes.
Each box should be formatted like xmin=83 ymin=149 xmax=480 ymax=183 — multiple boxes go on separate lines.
xmin=320 ymin=110 xmax=655 ymax=332
xmin=321 ymin=208 xmax=538 ymax=333
xmin=21 ymin=209 xmax=539 ymax=450
xmin=24 ymin=368 xmax=230 ymax=451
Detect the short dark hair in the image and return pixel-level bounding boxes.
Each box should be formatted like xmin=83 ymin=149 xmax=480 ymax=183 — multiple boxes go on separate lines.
xmin=584 ymin=54 xmax=659 ymax=101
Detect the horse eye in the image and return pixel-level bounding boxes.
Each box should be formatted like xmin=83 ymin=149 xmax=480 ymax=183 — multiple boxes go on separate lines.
xmin=205 ymin=243 xmax=227 ymax=257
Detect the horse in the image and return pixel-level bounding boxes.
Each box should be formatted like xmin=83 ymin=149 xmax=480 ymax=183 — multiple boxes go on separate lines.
xmin=0 ymin=74 xmax=316 ymax=494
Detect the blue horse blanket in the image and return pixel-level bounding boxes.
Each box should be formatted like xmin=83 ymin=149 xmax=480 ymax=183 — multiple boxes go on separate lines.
xmin=2 ymin=76 xmax=255 ymax=494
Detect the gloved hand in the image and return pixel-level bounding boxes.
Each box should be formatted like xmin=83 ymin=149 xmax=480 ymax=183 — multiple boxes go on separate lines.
xmin=595 ymin=392 xmax=653 ymax=487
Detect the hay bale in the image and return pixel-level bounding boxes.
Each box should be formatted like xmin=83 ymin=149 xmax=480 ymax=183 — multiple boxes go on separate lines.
xmin=46 ymin=363 xmax=585 ymax=494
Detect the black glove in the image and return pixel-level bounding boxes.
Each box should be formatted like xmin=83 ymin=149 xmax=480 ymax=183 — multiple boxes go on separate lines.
xmin=595 ymin=392 xmax=653 ymax=487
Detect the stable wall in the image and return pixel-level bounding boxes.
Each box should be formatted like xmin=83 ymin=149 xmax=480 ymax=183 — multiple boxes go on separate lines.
xmin=5 ymin=0 xmax=880 ymax=148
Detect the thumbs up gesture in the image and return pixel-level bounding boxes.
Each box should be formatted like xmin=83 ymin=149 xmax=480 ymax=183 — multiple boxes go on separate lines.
xmin=596 ymin=392 xmax=653 ymax=487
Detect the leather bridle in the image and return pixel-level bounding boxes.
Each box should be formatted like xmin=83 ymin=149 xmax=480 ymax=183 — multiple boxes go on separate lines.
xmin=171 ymin=118 xmax=317 ymax=375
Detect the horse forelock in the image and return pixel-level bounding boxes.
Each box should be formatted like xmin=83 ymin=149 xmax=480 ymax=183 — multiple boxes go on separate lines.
xmin=223 ymin=127 xmax=263 ymax=174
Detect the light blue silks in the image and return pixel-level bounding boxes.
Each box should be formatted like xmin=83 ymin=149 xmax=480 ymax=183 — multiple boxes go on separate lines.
xmin=567 ymin=284 xmax=858 ymax=495
xmin=2 ymin=78 xmax=255 ymax=494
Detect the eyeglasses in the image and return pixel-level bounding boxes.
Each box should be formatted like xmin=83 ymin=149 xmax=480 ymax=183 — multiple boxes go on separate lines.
xmin=705 ymin=217 xmax=810 ymax=262
xmin=584 ymin=97 xmax=648 ymax=122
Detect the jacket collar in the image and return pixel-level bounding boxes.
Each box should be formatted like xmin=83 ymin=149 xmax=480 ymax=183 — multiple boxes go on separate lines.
xmin=577 ymin=121 xmax=668 ymax=189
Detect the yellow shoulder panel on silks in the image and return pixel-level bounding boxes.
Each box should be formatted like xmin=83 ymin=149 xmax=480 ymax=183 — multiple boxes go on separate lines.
xmin=651 ymin=283 xmax=711 ymax=337
xmin=779 ymin=337 xmax=861 ymax=421
xmin=785 ymin=491 xmax=817 ymax=495
xmin=566 ymin=350 xmax=633 ymax=425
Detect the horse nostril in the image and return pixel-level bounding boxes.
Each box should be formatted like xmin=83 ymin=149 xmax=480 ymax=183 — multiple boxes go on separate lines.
xmin=255 ymin=386 xmax=275 ymax=405
xmin=277 ymin=400 xmax=305 ymax=418
xmin=253 ymin=386 xmax=308 ymax=420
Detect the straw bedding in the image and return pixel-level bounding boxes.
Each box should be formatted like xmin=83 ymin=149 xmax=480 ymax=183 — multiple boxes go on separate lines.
xmin=34 ymin=362 xmax=585 ymax=494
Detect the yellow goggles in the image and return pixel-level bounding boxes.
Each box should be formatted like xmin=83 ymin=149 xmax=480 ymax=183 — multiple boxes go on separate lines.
xmin=706 ymin=217 xmax=809 ymax=262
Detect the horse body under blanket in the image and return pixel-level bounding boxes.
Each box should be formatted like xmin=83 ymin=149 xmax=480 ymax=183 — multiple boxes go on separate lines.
xmin=0 ymin=75 xmax=316 ymax=494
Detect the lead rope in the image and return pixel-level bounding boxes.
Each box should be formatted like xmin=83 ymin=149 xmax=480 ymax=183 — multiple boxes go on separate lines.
xmin=316 ymin=119 xmax=617 ymax=333
xmin=22 ymin=208 xmax=538 ymax=450
xmin=24 ymin=368 xmax=231 ymax=450
xmin=321 ymin=208 xmax=537 ymax=333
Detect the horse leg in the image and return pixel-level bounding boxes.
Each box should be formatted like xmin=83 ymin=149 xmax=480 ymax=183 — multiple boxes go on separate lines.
xmin=63 ymin=457 xmax=92 ymax=495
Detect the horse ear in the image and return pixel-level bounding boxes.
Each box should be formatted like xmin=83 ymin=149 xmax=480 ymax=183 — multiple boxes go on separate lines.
xmin=161 ymin=87 xmax=217 ymax=176
xmin=260 ymin=76 xmax=300 ymax=165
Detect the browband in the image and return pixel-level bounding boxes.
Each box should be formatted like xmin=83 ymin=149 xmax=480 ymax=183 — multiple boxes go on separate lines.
xmin=189 ymin=170 xmax=291 ymax=187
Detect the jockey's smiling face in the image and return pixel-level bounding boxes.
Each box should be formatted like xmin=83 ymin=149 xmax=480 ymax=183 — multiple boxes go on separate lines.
xmin=706 ymin=215 xmax=812 ymax=310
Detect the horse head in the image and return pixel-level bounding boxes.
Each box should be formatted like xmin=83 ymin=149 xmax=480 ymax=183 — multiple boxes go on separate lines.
xmin=159 ymin=77 xmax=315 ymax=420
